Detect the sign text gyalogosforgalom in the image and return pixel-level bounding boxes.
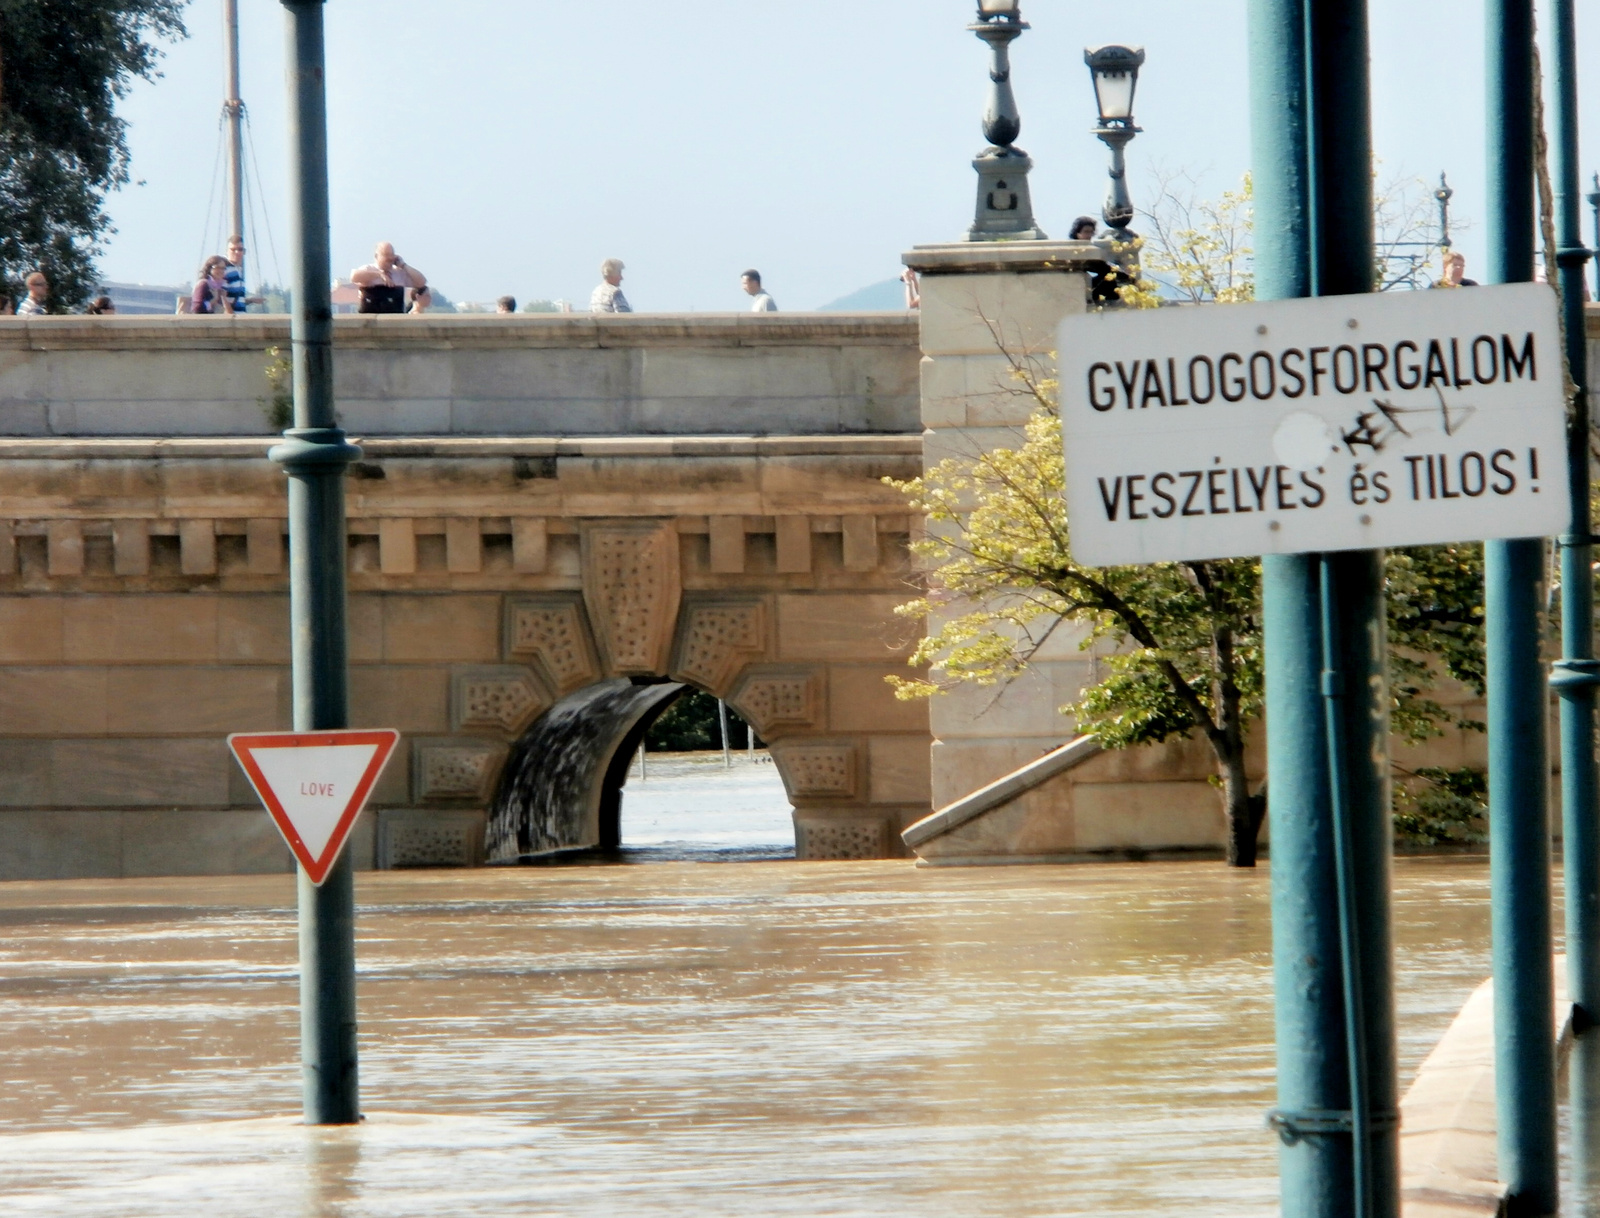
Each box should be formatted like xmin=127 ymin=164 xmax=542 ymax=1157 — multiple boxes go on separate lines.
xmin=1057 ymin=282 xmax=1567 ymax=566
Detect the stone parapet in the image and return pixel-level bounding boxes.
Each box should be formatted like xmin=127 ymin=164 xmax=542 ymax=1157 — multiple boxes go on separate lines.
xmin=0 ymin=312 xmax=919 ymax=351
xmin=903 ymin=240 xmax=1108 ymax=277
xmin=0 ymin=313 xmax=920 ymax=438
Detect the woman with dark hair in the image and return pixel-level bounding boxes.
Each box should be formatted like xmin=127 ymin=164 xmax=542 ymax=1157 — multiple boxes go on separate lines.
xmin=1070 ymin=216 xmax=1099 ymax=241
xmin=191 ymin=256 xmax=234 ymax=315
xmin=85 ymin=295 xmax=115 ymax=315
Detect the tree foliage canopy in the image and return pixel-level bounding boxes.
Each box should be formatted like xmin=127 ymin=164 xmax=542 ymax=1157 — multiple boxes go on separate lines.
xmin=0 ymin=0 xmax=186 ymax=309
xmin=889 ymin=358 xmax=1486 ymax=861
xmin=891 ymin=167 xmax=1491 ymax=861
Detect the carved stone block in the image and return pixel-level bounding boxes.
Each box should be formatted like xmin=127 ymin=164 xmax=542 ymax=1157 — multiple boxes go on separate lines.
xmin=728 ymin=666 xmax=819 ymax=737
xmin=114 ymin=520 xmax=151 ymax=576
xmin=775 ymin=740 xmax=858 ymax=799
xmin=413 ymin=738 xmax=507 ymax=803
xmin=47 ymin=521 xmax=83 ymax=577
xmin=670 ymin=599 xmax=767 ymax=696
xmin=378 ymin=809 xmax=484 ymax=868
xmin=796 ymin=818 xmax=887 ymax=860
xmin=505 ymin=595 xmax=600 ymax=695
xmin=179 ymin=519 xmax=217 ymax=576
xmin=245 ymin=519 xmax=284 ymax=575
xmin=451 ymin=666 xmax=551 ymax=735
xmin=581 ymin=521 xmax=682 ymax=675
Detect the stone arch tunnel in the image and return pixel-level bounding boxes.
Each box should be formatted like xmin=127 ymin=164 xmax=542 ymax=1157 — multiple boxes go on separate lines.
xmin=489 ymin=678 xmax=687 ymax=858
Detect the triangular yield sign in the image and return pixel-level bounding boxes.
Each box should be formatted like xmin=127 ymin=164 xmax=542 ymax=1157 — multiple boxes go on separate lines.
xmin=227 ymin=729 xmax=400 ymax=885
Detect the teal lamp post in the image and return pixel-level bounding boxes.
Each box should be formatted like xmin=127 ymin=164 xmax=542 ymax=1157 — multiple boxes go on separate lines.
xmin=274 ymin=0 xmax=362 ymax=1126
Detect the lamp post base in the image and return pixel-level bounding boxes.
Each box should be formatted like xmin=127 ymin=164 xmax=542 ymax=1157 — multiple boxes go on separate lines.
xmin=965 ymin=146 xmax=1047 ymax=241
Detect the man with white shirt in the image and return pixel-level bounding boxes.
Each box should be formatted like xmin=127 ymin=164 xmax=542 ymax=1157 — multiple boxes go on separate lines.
xmin=16 ymin=271 xmax=48 ymax=316
xmin=590 ymin=258 xmax=632 ymax=313
xmin=741 ymin=269 xmax=777 ymax=312
xmin=349 ymin=242 xmax=427 ymax=313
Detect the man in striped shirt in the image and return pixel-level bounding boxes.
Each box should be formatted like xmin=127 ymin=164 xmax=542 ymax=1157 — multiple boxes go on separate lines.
xmin=16 ymin=271 xmax=48 ymax=316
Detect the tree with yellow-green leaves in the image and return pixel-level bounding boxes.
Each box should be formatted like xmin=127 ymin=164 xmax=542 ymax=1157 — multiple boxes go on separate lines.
xmin=890 ymin=363 xmax=1485 ymax=867
xmin=888 ymin=174 xmax=1487 ymax=867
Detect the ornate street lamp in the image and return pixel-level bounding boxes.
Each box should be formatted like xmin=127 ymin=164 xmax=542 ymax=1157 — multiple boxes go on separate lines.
xmin=1084 ymin=44 xmax=1146 ymax=233
xmin=1435 ymin=172 xmax=1454 ymax=254
xmin=965 ymin=0 xmax=1046 ymax=241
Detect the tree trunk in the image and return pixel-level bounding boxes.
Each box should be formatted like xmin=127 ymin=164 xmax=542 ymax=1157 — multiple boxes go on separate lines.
xmin=1222 ymin=746 xmax=1258 ymax=868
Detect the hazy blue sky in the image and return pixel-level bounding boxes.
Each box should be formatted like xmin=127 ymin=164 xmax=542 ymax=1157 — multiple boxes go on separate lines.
xmin=97 ymin=1 xmax=1600 ymax=310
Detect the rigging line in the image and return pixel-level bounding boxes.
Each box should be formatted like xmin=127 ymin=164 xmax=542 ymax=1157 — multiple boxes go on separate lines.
xmin=196 ymin=108 xmax=228 ymax=280
xmin=241 ymin=136 xmax=272 ymax=307
xmin=242 ymin=112 xmax=284 ymax=293
xmin=240 ymin=147 xmax=257 ymax=291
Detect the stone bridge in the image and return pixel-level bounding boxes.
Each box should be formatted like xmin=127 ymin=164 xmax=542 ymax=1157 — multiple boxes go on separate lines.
xmin=0 ymin=314 xmax=931 ymax=877
xmin=9 ymin=252 xmax=1435 ymax=879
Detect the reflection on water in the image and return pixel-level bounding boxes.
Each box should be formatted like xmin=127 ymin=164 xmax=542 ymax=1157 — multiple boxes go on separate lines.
xmin=0 ymin=857 xmax=1493 ymax=1216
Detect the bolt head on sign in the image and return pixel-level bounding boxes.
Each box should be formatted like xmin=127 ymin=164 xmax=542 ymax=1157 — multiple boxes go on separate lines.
xmin=1057 ymin=282 xmax=1567 ymax=566
xmin=228 ymin=730 xmax=400 ymax=885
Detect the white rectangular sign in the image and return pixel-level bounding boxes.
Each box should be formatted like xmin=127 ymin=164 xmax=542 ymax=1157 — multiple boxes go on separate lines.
xmin=1058 ymin=283 xmax=1568 ymax=566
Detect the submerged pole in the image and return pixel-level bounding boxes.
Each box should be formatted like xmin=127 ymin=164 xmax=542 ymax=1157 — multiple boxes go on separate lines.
xmin=1484 ymin=2 xmax=1559 ymax=1211
xmin=1250 ymin=0 xmax=1399 ymax=1213
xmin=272 ymin=0 xmax=361 ymax=1125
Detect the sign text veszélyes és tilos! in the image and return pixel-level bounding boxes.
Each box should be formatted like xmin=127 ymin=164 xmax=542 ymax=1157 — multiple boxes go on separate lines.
xmin=1057 ymin=282 xmax=1567 ymax=566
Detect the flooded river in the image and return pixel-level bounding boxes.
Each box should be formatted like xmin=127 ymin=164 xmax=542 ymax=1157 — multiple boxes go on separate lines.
xmin=0 ymin=852 xmax=1495 ymax=1216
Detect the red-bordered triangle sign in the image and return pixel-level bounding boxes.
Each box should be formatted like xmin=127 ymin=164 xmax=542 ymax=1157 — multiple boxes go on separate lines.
xmin=228 ymin=729 xmax=400 ymax=885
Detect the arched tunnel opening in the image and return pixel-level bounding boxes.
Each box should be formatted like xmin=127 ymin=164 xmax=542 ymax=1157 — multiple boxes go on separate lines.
xmin=485 ymin=678 xmax=786 ymax=863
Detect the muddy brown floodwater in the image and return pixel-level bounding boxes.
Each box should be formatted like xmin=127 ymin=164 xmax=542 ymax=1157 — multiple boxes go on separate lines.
xmin=0 ymin=856 xmax=1494 ymax=1217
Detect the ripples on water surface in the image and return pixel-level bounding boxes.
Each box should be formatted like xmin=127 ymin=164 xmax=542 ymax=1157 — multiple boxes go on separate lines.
xmin=0 ymin=854 xmax=1493 ymax=1216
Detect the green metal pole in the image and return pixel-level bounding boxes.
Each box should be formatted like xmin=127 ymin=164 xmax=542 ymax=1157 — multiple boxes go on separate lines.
xmin=1251 ymin=2 xmax=1398 ymax=1214
xmin=1549 ymin=0 xmax=1600 ymax=1032
xmin=1549 ymin=0 xmax=1600 ymax=1209
xmin=1483 ymin=3 xmax=1559 ymax=1212
xmin=271 ymin=0 xmax=362 ymax=1126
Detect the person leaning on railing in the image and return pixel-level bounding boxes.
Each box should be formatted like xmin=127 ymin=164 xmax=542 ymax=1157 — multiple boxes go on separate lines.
xmin=350 ymin=242 xmax=428 ymax=314
xmin=190 ymin=258 xmax=234 ymax=315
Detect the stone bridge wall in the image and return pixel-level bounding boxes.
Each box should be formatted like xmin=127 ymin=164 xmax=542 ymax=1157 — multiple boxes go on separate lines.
xmin=0 ymin=313 xmax=919 ymax=437
xmin=0 ymin=313 xmax=931 ymax=879
xmin=0 ymin=435 xmax=930 ymax=878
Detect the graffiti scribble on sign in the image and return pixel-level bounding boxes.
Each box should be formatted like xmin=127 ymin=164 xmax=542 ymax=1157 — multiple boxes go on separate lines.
xmin=1340 ymin=393 xmax=1476 ymax=456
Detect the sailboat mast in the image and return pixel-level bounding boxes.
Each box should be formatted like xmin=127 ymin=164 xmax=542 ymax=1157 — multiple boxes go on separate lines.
xmin=223 ymin=0 xmax=245 ymax=274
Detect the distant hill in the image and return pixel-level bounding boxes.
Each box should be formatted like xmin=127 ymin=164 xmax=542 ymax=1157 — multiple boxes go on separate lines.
xmin=817 ymin=279 xmax=909 ymax=311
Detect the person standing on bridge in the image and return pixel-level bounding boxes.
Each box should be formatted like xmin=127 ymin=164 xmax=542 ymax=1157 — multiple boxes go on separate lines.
xmin=741 ymin=269 xmax=777 ymax=312
xmin=190 ymin=257 xmax=234 ymax=315
xmin=590 ymin=259 xmax=632 ymax=313
xmin=16 ymin=271 xmax=48 ymax=316
xmin=350 ymin=242 xmax=428 ymax=314
xmin=223 ymin=236 xmax=265 ymax=313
